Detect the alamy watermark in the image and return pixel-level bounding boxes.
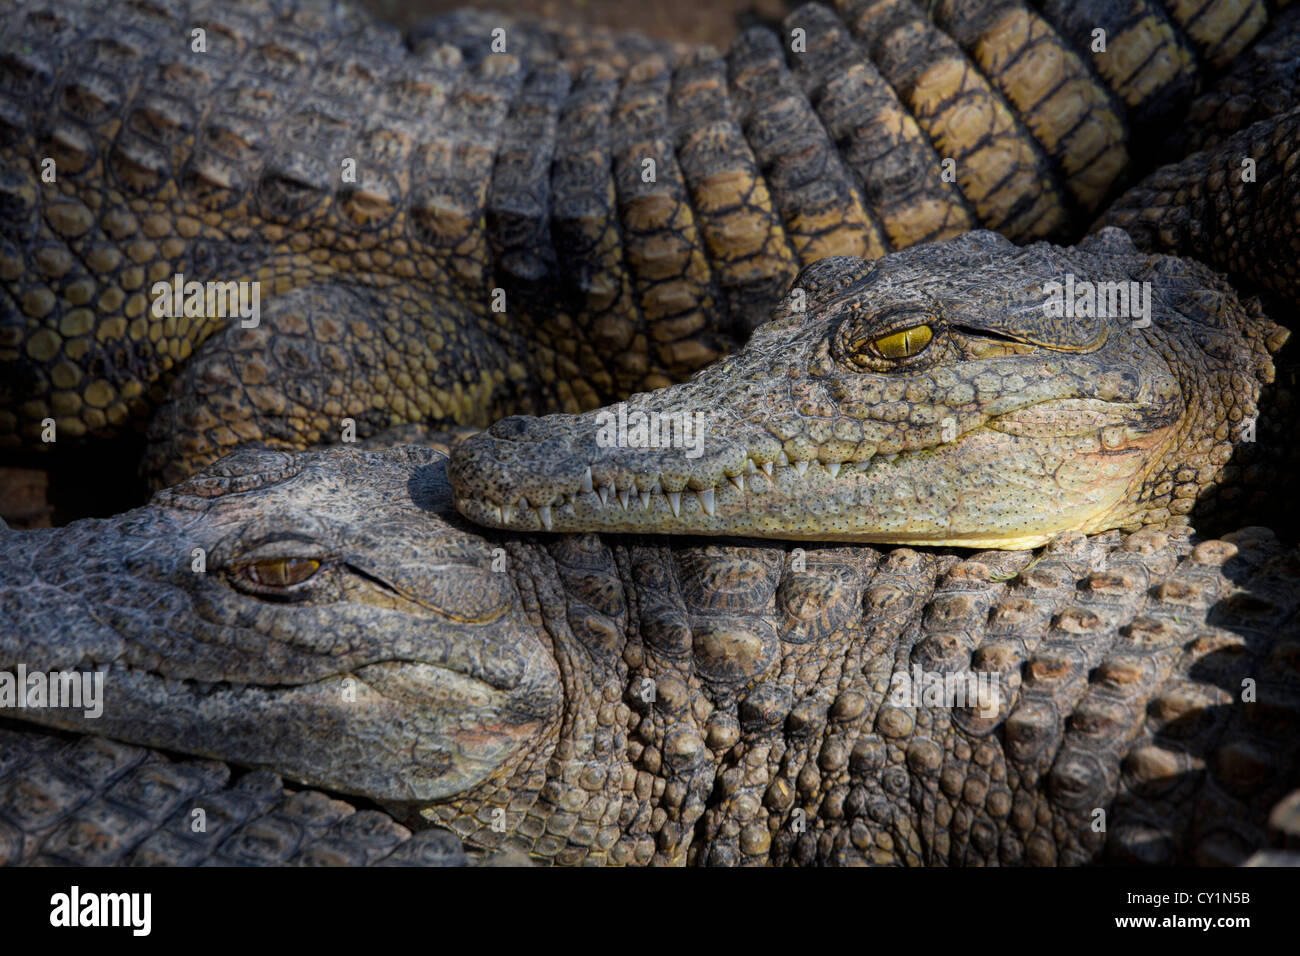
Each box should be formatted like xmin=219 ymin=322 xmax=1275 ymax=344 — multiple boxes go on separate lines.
xmin=888 ymin=664 xmax=1001 ymax=718
xmin=50 ymin=886 xmax=151 ymax=936
xmin=151 ymin=272 xmax=261 ymax=328
xmin=1042 ymin=274 xmax=1151 ymax=328
xmin=594 ymin=402 xmax=706 ymax=459
xmin=0 ymin=664 xmax=103 ymax=719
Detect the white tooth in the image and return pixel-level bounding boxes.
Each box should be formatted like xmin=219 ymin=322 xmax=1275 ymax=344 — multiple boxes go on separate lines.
xmin=882 ymin=453 xmax=898 ymax=462
xmin=581 ymin=467 xmax=594 ymax=494
xmin=598 ymin=484 xmax=611 ymax=506
xmin=795 ymin=460 xmax=809 ymax=477
xmin=761 ymin=461 xmax=774 ymax=478
xmin=640 ymin=490 xmax=652 ymax=510
xmin=493 ymin=505 xmax=503 ymax=523
xmin=729 ymin=473 xmax=744 ymax=493
xmin=777 ymin=451 xmax=790 ymax=466
xmin=744 ymin=458 xmax=757 ymax=473
xmin=618 ymin=488 xmax=630 ymax=510
xmin=667 ymin=491 xmax=681 ymax=516
xmin=502 ymin=504 xmax=514 ymax=523
xmin=697 ymin=489 xmax=715 ymax=515
xmin=537 ymin=505 xmax=553 ymax=530
xmin=825 ymin=462 xmax=841 ymax=478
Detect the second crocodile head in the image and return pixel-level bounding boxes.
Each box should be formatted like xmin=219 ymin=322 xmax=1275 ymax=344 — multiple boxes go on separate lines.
xmin=451 ymin=230 xmax=1286 ymax=549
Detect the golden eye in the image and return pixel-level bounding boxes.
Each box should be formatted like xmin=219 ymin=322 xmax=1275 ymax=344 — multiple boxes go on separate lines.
xmin=239 ymin=557 xmax=321 ymax=588
xmin=870 ymin=324 xmax=933 ymax=360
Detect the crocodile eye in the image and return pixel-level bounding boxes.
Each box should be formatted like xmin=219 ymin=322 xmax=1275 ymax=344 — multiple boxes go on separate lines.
xmin=871 ymin=324 xmax=932 ymax=359
xmin=238 ymin=557 xmax=321 ymax=588
xmin=847 ymin=323 xmax=933 ymax=363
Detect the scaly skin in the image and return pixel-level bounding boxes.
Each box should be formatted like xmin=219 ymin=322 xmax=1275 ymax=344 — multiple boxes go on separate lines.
xmin=1165 ymin=4 xmax=1300 ymax=158
xmin=0 ymin=721 xmax=475 ymax=866
xmin=2 ymin=445 xmax=1298 ymax=865
xmin=449 ymin=227 xmax=1289 ymax=548
xmin=0 ymin=0 xmax=1286 ymax=488
xmin=1097 ymin=106 xmax=1300 ymax=303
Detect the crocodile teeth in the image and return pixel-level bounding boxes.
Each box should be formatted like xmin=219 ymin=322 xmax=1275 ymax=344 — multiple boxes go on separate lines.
xmin=729 ymin=473 xmax=744 ymax=493
xmin=825 ymin=462 xmax=841 ymax=478
xmin=744 ymin=458 xmax=757 ymax=473
xmin=881 ymin=453 xmax=899 ymax=462
xmin=502 ymin=503 xmax=514 ymax=523
xmin=761 ymin=461 xmax=774 ymax=478
xmin=640 ymin=490 xmax=651 ymax=510
xmin=537 ymin=505 xmax=553 ymax=530
xmin=697 ymin=489 xmax=715 ymax=515
xmin=598 ymin=484 xmax=611 ymax=506
xmin=667 ymin=491 xmax=681 ymax=516
xmin=794 ymin=460 xmax=809 ymax=477
xmin=618 ymin=488 xmax=630 ymax=510
xmin=581 ymin=467 xmax=594 ymax=494
xmin=777 ymin=451 xmax=790 ymax=466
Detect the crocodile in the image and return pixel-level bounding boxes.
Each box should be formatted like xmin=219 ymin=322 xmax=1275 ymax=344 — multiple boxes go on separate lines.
xmin=1 ymin=0 xmax=1298 ymax=868
xmin=2 ymin=0 xmax=1295 ymax=495
xmin=448 ymin=228 xmax=1291 ymax=549
xmin=5 ymin=123 xmax=1300 ymax=862
xmin=2 ymin=442 xmax=1298 ymax=865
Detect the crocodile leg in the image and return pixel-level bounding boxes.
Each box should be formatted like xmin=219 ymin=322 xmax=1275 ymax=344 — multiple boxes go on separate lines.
xmin=1168 ymin=4 xmax=1300 ymax=157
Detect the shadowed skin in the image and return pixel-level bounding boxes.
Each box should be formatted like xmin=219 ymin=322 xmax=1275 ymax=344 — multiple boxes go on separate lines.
xmin=1097 ymin=106 xmax=1300 ymax=304
xmin=450 ymin=229 xmax=1288 ymax=549
xmin=0 ymin=722 xmax=476 ymax=866
xmin=3 ymin=444 xmax=1299 ymax=866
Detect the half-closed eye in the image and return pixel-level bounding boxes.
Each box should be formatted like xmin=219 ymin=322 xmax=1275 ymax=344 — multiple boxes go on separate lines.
xmin=236 ymin=557 xmax=322 ymax=589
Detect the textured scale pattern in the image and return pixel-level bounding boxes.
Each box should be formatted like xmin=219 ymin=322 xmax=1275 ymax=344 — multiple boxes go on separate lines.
xmin=0 ymin=723 xmax=472 ymax=865
xmin=1098 ymin=104 xmax=1300 ymax=303
xmin=0 ymin=0 xmax=1285 ymax=488
xmin=3 ymin=445 xmax=1296 ymax=865
xmin=1167 ymin=3 xmax=1300 ymax=156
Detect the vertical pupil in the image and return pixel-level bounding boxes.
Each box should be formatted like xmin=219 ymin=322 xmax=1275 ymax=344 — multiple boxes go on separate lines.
xmin=248 ymin=558 xmax=319 ymax=586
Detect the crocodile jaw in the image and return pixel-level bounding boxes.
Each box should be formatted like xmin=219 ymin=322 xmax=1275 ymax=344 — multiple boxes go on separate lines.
xmin=451 ymin=396 xmax=1177 ymax=548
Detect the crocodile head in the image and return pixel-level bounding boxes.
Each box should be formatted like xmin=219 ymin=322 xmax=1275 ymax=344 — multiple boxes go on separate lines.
xmin=451 ymin=230 xmax=1286 ymax=549
xmin=0 ymin=445 xmax=562 ymax=806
